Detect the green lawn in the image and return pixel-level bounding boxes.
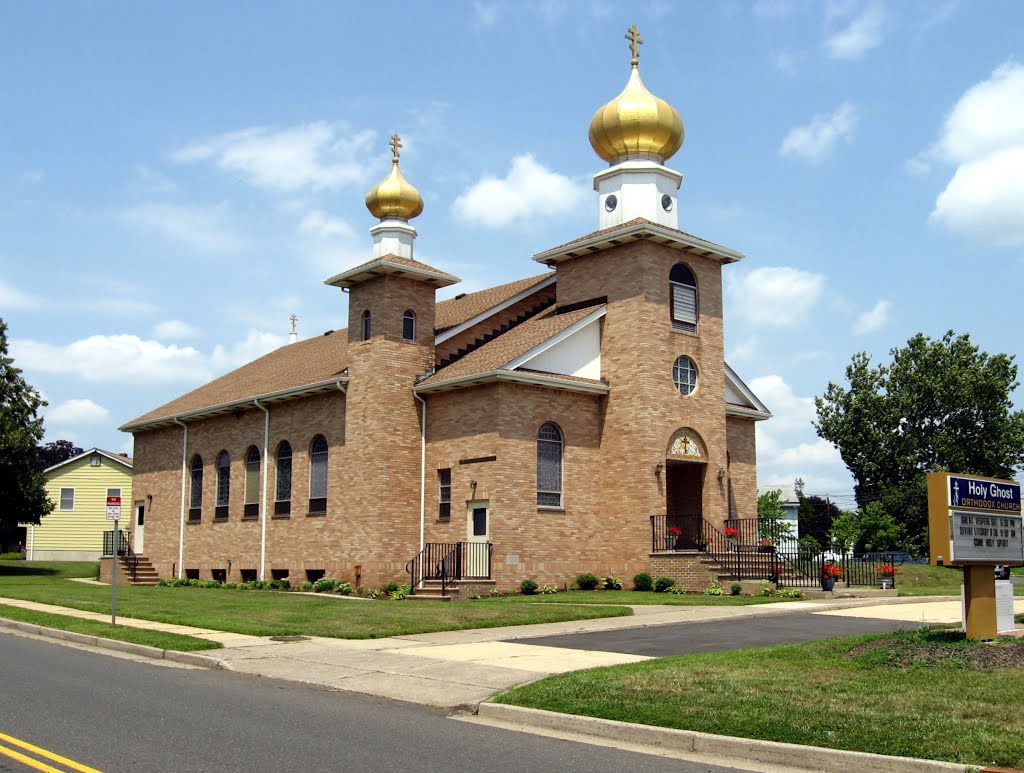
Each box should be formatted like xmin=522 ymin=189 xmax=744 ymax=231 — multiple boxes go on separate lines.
xmin=0 ymin=562 xmax=630 ymax=638
xmin=495 ymin=589 xmax=794 ymax=606
xmin=496 ymin=628 xmax=1024 ymax=768
xmin=894 ymin=562 xmax=1024 ymax=596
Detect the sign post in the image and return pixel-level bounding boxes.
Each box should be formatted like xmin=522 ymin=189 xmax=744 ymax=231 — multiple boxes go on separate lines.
xmin=106 ymin=496 xmax=121 ymax=626
xmin=928 ymin=472 xmax=1022 ymax=640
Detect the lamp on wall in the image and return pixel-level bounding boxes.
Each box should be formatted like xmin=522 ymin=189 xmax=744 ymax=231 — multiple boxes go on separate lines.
xmin=654 ymin=462 xmax=664 ymax=477
xmin=717 ymin=467 xmax=726 ymax=481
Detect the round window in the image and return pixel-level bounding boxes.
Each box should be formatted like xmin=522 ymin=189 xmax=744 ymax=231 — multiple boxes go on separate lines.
xmin=661 ymin=194 xmax=673 ymax=211
xmin=673 ymin=356 xmax=698 ymax=395
xmin=604 ymin=194 xmax=617 ymax=212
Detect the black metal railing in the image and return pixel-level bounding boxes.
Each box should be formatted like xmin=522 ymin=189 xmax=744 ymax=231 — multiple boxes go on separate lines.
xmin=406 ymin=541 xmax=493 ymax=595
xmin=102 ymin=529 xmax=138 ymax=581
xmin=649 ymin=516 xmax=906 ymax=588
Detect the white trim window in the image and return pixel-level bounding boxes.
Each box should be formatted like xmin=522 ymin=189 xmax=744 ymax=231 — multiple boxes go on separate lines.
xmin=309 ymin=435 xmax=328 ymax=514
xmin=59 ymin=487 xmax=75 ymax=511
xmin=437 ymin=468 xmax=451 ymax=521
xmin=670 ymin=263 xmax=698 ymax=333
xmin=244 ymin=446 xmax=260 ymax=518
xmin=537 ymin=423 xmax=563 ymax=508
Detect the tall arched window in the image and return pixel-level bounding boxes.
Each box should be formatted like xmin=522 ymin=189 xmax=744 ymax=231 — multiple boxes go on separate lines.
xmin=670 ymin=263 xmax=698 ymax=333
xmin=309 ymin=435 xmax=328 ymax=514
xmin=537 ymin=423 xmax=563 ymax=508
xmin=243 ymin=446 xmax=261 ymax=519
xmin=361 ymin=310 xmax=372 ymax=341
xmin=402 ymin=310 xmax=416 ymax=341
xmin=188 ymin=455 xmax=203 ymax=522
xmin=215 ymin=451 xmax=230 ymax=520
xmin=275 ymin=441 xmax=292 ymax=516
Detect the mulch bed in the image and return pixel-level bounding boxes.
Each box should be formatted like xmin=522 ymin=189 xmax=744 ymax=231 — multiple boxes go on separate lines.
xmin=845 ymin=637 xmax=1024 ymax=668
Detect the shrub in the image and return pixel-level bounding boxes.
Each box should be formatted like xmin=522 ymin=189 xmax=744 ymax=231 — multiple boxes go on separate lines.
xmin=520 ymin=579 xmax=539 ymax=595
xmin=384 ymin=581 xmax=400 ymax=594
xmin=654 ymin=576 xmax=675 ymax=593
xmin=312 ymin=577 xmax=339 ymax=593
xmin=668 ymin=586 xmax=687 ymax=594
xmin=221 ymin=582 xmax=237 ymax=590
xmin=632 ymin=572 xmax=654 ymax=592
xmin=730 ymin=583 xmax=742 ymax=596
xmin=777 ymin=587 xmax=805 ymax=598
xmin=299 ymin=580 xmax=314 ymax=591
xmin=0 ymin=552 xmax=25 ymax=560
xmin=704 ymin=582 xmax=724 ymax=596
xmin=540 ymin=584 xmax=558 ymax=594
xmin=602 ymin=575 xmax=623 ymax=590
xmin=367 ymin=587 xmax=387 ymax=599
xmin=201 ymin=579 xmax=223 ymax=589
xmin=757 ymin=580 xmax=774 ymax=597
xmin=269 ymin=579 xmax=290 ymax=590
xmin=335 ymin=581 xmax=353 ymax=596
xmin=389 ymin=583 xmax=411 ymax=600
xmin=576 ymin=573 xmax=599 ymax=590
xmin=467 ymin=592 xmax=481 ymax=600
xmin=489 ymin=587 xmax=504 ymax=597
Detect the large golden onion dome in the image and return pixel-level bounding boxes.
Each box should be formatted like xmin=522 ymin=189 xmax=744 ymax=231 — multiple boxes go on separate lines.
xmin=365 ymin=134 xmax=424 ymax=220
xmin=588 ymin=26 xmax=684 ymax=165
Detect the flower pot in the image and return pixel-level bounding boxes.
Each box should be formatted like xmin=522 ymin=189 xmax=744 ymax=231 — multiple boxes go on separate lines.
xmin=820 ymin=577 xmax=836 ymax=592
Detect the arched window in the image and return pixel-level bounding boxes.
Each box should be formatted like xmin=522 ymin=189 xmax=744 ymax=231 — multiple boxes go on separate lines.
xmin=402 ymin=310 xmax=416 ymax=341
xmin=275 ymin=441 xmax=292 ymax=516
xmin=188 ymin=455 xmax=203 ymax=522
xmin=361 ymin=310 xmax=372 ymax=341
xmin=243 ymin=446 xmax=260 ymax=519
xmin=537 ymin=423 xmax=563 ymax=508
xmin=309 ymin=435 xmax=328 ymax=514
xmin=215 ymin=451 xmax=230 ymax=520
xmin=673 ymin=355 xmax=698 ymax=395
xmin=670 ymin=263 xmax=698 ymax=333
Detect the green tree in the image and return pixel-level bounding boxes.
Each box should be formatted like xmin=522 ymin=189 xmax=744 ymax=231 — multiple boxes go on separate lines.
xmin=0 ymin=319 xmax=52 ymax=527
xmin=829 ymin=510 xmax=861 ymax=553
xmin=36 ymin=440 xmax=84 ymax=471
xmin=857 ymin=502 xmax=904 ymax=552
xmin=815 ymin=331 xmax=1024 ymax=550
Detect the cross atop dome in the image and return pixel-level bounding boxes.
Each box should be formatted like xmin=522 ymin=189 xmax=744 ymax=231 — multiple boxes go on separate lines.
xmin=625 ymin=24 xmax=643 ymax=65
xmin=389 ymin=133 xmax=402 ymax=161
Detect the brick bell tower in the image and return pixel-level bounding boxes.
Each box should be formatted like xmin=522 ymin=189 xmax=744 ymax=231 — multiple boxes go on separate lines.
xmin=324 ymin=134 xmax=459 ymax=584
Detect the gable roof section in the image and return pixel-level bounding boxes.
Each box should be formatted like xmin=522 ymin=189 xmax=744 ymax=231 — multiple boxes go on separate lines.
xmin=724 ymin=363 xmax=771 ymax=421
xmin=534 ymin=217 xmax=744 ymax=266
xmin=434 ymin=272 xmax=554 ymax=334
xmin=121 ymin=331 xmax=350 ymax=431
xmin=45 ymin=447 xmax=133 ymax=475
xmin=324 ymin=254 xmax=460 ymax=290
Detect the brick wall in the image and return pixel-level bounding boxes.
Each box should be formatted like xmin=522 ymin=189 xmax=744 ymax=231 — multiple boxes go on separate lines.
xmin=649 ymin=553 xmax=726 ymax=592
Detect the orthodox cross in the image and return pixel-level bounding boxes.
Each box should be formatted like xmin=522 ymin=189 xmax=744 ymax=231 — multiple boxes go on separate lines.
xmin=289 ymin=314 xmax=298 ymax=336
xmin=389 ymin=133 xmax=402 ymax=161
xmin=625 ymin=24 xmax=643 ymax=65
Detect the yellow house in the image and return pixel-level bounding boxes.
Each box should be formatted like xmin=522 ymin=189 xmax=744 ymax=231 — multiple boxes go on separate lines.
xmin=28 ymin=448 xmax=134 ymax=561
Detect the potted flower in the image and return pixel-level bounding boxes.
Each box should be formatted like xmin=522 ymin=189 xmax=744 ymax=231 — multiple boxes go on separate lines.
xmin=758 ymin=538 xmax=776 ymax=553
xmin=723 ymin=526 xmax=740 ymax=541
xmin=877 ymin=564 xmax=898 ymax=589
xmin=665 ymin=525 xmax=683 ymax=550
xmin=820 ymin=562 xmax=843 ymax=591
xmin=768 ymin=563 xmax=785 ymax=584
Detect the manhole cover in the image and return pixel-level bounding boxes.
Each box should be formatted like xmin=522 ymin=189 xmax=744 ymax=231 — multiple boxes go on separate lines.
xmin=269 ymin=635 xmax=310 ymax=642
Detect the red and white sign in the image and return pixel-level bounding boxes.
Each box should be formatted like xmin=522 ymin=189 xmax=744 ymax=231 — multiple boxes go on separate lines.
xmin=105 ymin=495 xmax=121 ymax=521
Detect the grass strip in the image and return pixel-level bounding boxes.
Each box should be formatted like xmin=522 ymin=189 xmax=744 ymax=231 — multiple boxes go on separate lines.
xmin=495 ymin=628 xmax=1024 ymax=768
xmin=0 ymin=603 xmax=221 ymax=652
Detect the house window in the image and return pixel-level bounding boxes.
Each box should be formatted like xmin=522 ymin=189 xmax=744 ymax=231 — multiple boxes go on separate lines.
xmin=275 ymin=441 xmax=292 ymax=516
xmin=673 ymin=356 xmax=698 ymax=395
xmin=243 ymin=446 xmax=260 ymax=519
xmin=90 ymin=453 xmax=101 ymax=467
xmin=185 ymin=568 xmax=200 ymax=580
xmin=271 ymin=568 xmax=290 ymax=582
xmin=361 ymin=310 xmax=372 ymax=341
xmin=438 ymin=469 xmax=452 ymax=521
xmin=402 ymin=310 xmax=416 ymax=341
xmin=212 ymin=568 xmax=227 ymax=582
xmin=305 ymin=569 xmax=325 ymax=582
xmin=188 ymin=456 xmax=203 ymax=522
xmin=670 ymin=263 xmax=698 ymax=333
xmin=537 ymin=423 xmax=563 ymax=508
xmin=59 ymin=488 xmax=75 ymax=511
xmin=215 ymin=451 xmax=230 ymax=520
xmin=240 ymin=569 xmax=257 ymax=583
xmin=308 ymin=435 xmax=328 ymax=514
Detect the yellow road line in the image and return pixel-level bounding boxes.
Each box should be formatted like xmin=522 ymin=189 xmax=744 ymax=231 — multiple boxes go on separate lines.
xmin=0 ymin=731 xmax=104 ymax=773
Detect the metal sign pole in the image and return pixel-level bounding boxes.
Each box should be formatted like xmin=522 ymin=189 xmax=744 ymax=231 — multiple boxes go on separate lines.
xmin=111 ymin=523 xmax=118 ymax=626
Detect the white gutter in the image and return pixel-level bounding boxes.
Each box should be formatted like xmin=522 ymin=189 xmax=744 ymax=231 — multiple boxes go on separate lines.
xmin=413 ymin=392 xmax=427 ymax=589
xmin=415 ymin=369 xmax=611 ymax=396
xmin=172 ymin=417 xmax=188 ymax=579
xmin=254 ymin=399 xmax=270 ymax=581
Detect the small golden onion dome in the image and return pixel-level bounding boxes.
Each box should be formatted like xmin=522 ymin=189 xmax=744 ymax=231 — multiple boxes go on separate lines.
xmin=365 ymin=140 xmax=423 ymax=220
xmin=588 ymin=62 xmax=684 ymax=165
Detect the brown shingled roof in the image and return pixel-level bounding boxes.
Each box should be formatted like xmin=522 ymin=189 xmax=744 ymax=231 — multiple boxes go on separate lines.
xmin=419 ymin=303 xmax=604 ymax=387
xmin=435 ymin=272 xmax=553 ymax=333
xmin=122 ymin=331 xmax=349 ymax=429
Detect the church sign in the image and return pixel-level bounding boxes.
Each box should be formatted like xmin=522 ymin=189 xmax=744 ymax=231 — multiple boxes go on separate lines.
xmin=666 ymin=429 xmax=706 ymax=461
xmin=928 ymin=472 xmax=1023 ymax=565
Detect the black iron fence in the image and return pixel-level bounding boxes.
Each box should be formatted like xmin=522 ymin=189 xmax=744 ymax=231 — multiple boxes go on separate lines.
xmin=406 ymin=541 xmax=493 ymax=595
xmin=102 ymin=529 xmax=138 ymax=581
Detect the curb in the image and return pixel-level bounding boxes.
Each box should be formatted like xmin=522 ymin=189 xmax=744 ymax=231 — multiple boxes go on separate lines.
xmin=476 ymin=703 xmax=968 ymax=773
xmin=0 ymin=618 xmax=230 ymax=670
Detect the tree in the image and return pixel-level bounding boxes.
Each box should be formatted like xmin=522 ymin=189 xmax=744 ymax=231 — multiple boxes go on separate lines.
xmin=829 ymin=510 xmax=860 ymax=554
xmin=36 ymin=440 xmax=84 ymax=471
xmin=856 ymin=502 xmax=904 ymax=552
xmin=0 ymin=319 xmax=52 ymax=527
xmin=815 ymin=331 xmax=1024 ymax=551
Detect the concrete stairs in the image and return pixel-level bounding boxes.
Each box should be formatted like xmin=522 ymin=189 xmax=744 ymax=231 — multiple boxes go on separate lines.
xmin=406 ymin=579 xmax=497 ymax=602
xmin=121 ymin=554 xmax=160 ymax=586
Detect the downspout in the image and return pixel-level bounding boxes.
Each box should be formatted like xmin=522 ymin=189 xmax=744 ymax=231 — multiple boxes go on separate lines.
xmin=172 ymin=418 xmax=188 ymax=579
xmin=254 ymin=399 xmax=270 ymax=581
xmin=414 ymin=392 xmax=427 ymax=586
xmin=28 ymin=524 xmax=34 ymax=561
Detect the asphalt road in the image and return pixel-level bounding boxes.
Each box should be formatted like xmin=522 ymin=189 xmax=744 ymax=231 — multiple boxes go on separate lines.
xmin=0 ymin=633 xmax=744 ymax=773
xmin=515 ymin=609 xmax=917 ymax=656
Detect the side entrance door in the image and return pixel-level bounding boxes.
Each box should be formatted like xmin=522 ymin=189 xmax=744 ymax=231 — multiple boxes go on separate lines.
xmin=133 ymin=500 xmax=145 ymax=554
xmin=466 ymin=500 xmax=489 ymax=578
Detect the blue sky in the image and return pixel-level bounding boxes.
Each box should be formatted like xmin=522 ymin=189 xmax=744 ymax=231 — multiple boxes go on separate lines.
xmin=3 ymin=1 xmax=1023 ymax=510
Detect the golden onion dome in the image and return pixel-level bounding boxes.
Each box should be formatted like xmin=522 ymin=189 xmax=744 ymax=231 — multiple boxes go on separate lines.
xmin=365 ymin=134 xmax=424 ymax=220
xmin=588 ymin=26 xmax=684 ymax=165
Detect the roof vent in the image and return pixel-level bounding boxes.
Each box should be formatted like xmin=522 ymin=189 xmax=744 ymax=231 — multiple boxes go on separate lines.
xmin=454 ymin=293 xmax=467 ymax=300
xmin=323 ymin=330 xmax=333 ymax=336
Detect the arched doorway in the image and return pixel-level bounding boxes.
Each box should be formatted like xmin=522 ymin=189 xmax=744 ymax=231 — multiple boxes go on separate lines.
xmin=665 ymin=428 xmax=707 ymax=549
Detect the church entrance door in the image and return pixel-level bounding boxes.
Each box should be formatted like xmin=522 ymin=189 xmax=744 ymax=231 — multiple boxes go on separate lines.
xmin=466 ymin=500 xmax=489 ymax=578
xmin=665 ymin=460 xmax=704 ymax=549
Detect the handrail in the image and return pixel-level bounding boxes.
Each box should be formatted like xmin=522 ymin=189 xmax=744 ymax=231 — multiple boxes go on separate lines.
xmin=406 ymin=542 xmax=493 ymax=595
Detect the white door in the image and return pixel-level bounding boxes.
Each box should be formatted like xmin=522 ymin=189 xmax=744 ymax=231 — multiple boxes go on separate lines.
xmin=466 ymin=500 xmax=489 ymax=578
xmin=133 ymin=500 xmax=145 ymax=554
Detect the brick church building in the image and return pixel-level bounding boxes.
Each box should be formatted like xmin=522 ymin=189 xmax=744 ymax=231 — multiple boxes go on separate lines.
xmin=121 ymin=28 xmax=770 ymax=592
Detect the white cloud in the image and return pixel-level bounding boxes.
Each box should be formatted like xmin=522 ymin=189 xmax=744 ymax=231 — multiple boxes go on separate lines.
xmin=210 ymin=329 xmax=288 ymax=372
xmin=926 ymin=62 xmax=1024 ymax=247
xmin=773 ymin=438 xmax=843 ymax=467
xmin=121 ymin=202 xmax=244 ymax=253
xmin=21 ymin=170 xmax=44 ymax=184
xmin=748 ymin=374 xmax=816 ymax=432
xmin=473 ymin=1 xmax=502 ymax=27
xmin=779 ymin=102 xmax=857 ymax=162
xmin=0 ymin=279 xmax=43 ymax=310
xmin=452 ymin=154 xmax=588 ymax=228
xmin=174 ymin=122 xmax=378 ymax=192
xmin=298 ymin=210 xmax=357 ymax=240
xmin=852 ymin=299 xmax=890 ymax=334
xmin=153 ymin=320 xmax=200 ymax=340
xmin=825 ymin=3 xmax=887 ymax=60
xmin=728 ymin=266 xmax=825 ymax=327
xmin=135 ymin=165 xmax=178 ymax=194
xmin=46 ymin=399 xmax=110 ymax=425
